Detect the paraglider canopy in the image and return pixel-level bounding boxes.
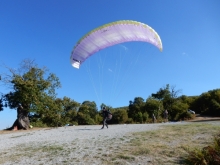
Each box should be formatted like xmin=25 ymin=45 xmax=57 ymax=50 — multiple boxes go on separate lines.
xmin=70 ymin=20 xmax=162 ymax=69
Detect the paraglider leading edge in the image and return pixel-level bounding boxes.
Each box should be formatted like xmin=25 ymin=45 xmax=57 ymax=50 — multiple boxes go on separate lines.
xmin=70 ymin=20 xmax=163 ymax=69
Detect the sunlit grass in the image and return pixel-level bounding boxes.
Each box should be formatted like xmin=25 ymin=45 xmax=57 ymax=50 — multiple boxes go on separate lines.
xmin=114 ymin=123 xmax=220 ymax=164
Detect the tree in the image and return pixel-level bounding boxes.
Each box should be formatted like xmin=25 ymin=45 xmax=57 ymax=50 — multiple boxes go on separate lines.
xmin=135 ymin=112 xmax=143 ymax=123
xmin=128 ymin=97 xmax=145 ymax=122
xmin=111 ymin=108 xmax=128 ymax=124
xmin=142 ymin=112 xmax=149 ymax=123
xmin=193 ymin=89 xmax=220 ymax=116
xmin=164 ymin=85 xmax=182 ymax=110
xmin=77 ymin=101 xmax=98 ymax=125
xmin=151 ymin=84 xmax=170 ymax=115
xmin=169 ymin=101 xmax=189 ymax=120
xmin=81 ymin=101 xmax=98 ymax=117
xmin=59 ymin=97 xmax=79 ymax=125
xmin=145 ymin=97 xmax=162 ymax=119
xmin=0 ymin=59 xmax=61 ymax=129
xmin=29 ymin=96 xmax=80 ymax=127
xmin=0 ymin=97 xmax=3 ymax=111
xmin=151 ymin=84 xmax=183 ymax=120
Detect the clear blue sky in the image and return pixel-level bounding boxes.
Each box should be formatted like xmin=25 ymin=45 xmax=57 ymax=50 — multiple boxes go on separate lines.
xmin=0 ymin=0 xmax=220 ymax=129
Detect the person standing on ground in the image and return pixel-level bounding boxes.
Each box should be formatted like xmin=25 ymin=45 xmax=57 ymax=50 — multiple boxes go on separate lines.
xmin=152 ymin=113 xmax=156 ymax=123
xmin=164 ymin=109 xmax=168 ymax=122
xmin=101 ymin=107 xmax=112 ymax=129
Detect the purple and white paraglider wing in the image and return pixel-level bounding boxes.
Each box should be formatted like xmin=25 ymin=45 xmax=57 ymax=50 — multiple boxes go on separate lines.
xmin=70 ymin=20 xmax=162 ymax=69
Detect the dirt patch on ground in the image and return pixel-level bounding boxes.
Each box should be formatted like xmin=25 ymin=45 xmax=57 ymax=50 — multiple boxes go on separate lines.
xmin=188 ymin=115 xmax=220 ymax=122
xmin=0 ymin=127 xmax=50 ymax=135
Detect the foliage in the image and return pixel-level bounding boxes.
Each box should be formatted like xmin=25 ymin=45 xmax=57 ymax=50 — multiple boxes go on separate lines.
xmin=193 ymin=89 xmax=220 ymax=116
xmin=168 ymin=101 xmax=189 ymax=121
xmin=77 ymin=112 xmax=96 ymax=125
xmin=0 ymin=59 xmax=64 ymax=128
xmin=145 ymin=97 xmax=162 ymax=118
xmin=184 ymin=132 xmax=220 ymax=165
xmin=28 ymin=94 xmax=79 ymax=127
xmin=30 ymin=120 xmax=47 ymax=127
xmin=77 ymin=101 xmax=98 ymax=125
xmin=126 ymin=118 xmax=134 ymax=124
xmin=142 ymin=112 xmax=149 ymax=123
xmin=80 ymin=101 xmax=98 ymax=118
xmin=58 ymin=97 xmax=79 ymax=125
xmin=0 ymin=98 xmax=3 ymax=111
xmin=121 ymin=85 xmax=195 ymax=123
xmin=135 ymin=112 xmax=143 ymax=123
xmin=111 ymin=109 xmax=128 ymax=124
xmin=1 ymin=59 xmax=61 ymax=112
xmin=94 ymin=114 xmax=103 ymax=124
xmin=1 ymin=59 xmax=220 ymax=127
xmin=128 ymin=97 xmax=145 ymax=122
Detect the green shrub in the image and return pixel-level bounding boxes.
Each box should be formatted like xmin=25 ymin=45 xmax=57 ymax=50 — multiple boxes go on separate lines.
xmin=125 ymin=118 xmax=133 ymax=124
xmin=31 ymin=121 xmax=47 ymax=127
xmin=184 ymin=133 xmax=220 ymax=165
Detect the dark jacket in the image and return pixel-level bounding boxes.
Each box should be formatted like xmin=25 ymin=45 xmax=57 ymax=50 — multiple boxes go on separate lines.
xmin=102 ymin=109 xmax=111 ymax=118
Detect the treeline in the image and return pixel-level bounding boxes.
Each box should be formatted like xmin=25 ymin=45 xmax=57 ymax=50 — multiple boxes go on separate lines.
xmin=29 ymin=86 xmax=220 ymax=127
xmin=112 ymin=86 xmax=220 ymax=124
xmin=0 ymin=59 xmax=220 ymax=127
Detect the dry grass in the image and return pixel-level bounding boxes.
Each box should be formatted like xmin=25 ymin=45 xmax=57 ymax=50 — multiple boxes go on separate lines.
xmin=111 ymin=123 xmax=220 ymax=164
xmin=0 ymin=123 xmax=220 ymax=164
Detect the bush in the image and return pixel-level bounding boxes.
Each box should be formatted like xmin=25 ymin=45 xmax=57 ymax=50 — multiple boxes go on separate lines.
xmin=111 ymin=109 xmax=128 ymax=124
xmin=31 ymin=121 xmax=47 ymax=127
xmin=135 ymin=112 xmax=143 ymax=123
xmin=125 ymin=118 xmax=133 ymax=124
xmin=142 ymin=112 xmax=149 ymax=123
xmin=77 ymin=112 xmax=96 ymax=125
xmin=69 ymin=121 xmax=78 ymax=126
xmin=177 ymin=111 xmax=195 ymax=121
xmin=184 ymin=132 xmax=220 ymax=165
xmin=94 ymin=114 xmax=102 ymax=124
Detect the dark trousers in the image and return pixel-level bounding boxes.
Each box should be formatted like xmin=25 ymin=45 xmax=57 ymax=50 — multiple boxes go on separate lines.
xmin=102 ymin=117 xmax=108 ymax=128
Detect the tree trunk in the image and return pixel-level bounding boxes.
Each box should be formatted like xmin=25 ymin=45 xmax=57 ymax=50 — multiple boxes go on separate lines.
xmin=5 ymin=107 xmax=30 ymax=130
